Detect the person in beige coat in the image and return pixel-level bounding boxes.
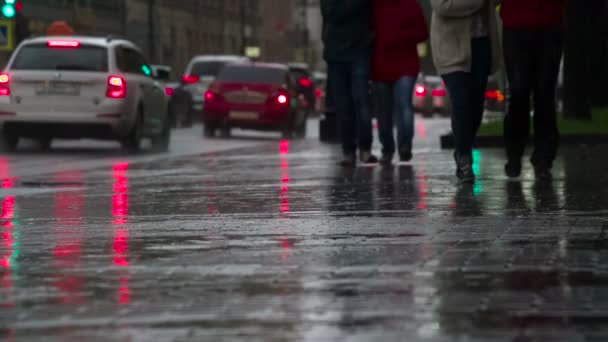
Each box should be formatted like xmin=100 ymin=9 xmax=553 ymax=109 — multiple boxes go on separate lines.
xmin=430 ymin=0 xmax=501 ymax=183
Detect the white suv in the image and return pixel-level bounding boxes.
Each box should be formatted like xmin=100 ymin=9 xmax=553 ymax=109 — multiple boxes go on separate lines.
xmin=0 ymin=36 xmax=171 ymax=152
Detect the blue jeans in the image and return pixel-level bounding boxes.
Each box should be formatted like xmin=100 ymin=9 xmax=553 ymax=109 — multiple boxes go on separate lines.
xmin=442 ymin=37 xmax=491 ymax=158
xmin=374 ymin=76 xmax=416 ymax=155
xmin=327 ymin=53 xmax=373 ymax=153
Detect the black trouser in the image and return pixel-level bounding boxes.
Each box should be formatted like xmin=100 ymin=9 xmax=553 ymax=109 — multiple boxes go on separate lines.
xmin=442 ymin=37 xmax=492 ymax=159
xmin=327 ymin=52 xmax=373 ymax=154
xmin=503 ymin=28 xmax=563 ymax=166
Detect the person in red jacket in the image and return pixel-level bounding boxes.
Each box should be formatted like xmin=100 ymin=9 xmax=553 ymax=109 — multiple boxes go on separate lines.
xmin=501 ymin=0 xmax=566 ymax=179
xmin=372 ymin=0 xmax=428 ymax=164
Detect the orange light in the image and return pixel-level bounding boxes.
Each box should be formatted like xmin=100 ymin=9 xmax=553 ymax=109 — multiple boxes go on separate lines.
xmin=0 ymin=74 xmax=9 ymax=84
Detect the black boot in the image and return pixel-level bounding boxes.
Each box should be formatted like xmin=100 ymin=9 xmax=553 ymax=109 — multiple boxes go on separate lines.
xmin=455 ymin=154 xmax=475 ymax=183
xmin=399 ymin=144 xmax=413 ymax=162
xmin=505 ymin=159 xmax=522 ymax=178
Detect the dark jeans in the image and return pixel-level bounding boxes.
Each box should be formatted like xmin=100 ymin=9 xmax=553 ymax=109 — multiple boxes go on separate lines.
xmin=374 ymin=76 xmax=416 ymax=155
xmin=327 ymin=53 xmax=373 ymax=153
xmin=503 ymin=28 xmax=563 ymax=165
xmin=442 ymin=37 xmax=491 ymax=158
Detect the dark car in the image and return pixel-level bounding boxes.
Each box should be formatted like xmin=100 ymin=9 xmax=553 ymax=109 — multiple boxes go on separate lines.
xmin=287 ymin=63 xmax=316 ymax=115
xmin=203 ymin=62 xmax=308 ymax=138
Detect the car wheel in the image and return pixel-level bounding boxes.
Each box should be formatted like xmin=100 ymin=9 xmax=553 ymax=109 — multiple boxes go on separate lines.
xmin=121 ymin=112 xmax=143 ymax=153
xmin=219 ymin=126 xmax=231 ymax=138
xmin=151 ymin=116 xmax=171 ymax=153
xmin=0 ymin=132 xmax=18 ymax=152
xmin=203 ymin=124 xmax=216 ymax=138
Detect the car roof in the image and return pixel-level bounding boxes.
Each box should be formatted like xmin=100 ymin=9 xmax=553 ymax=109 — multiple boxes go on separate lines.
xmin=287 ymin=62 xmax=309 ymax=70
xmin=224 ymin=61 xmax=288 ymax=71
xmin=190 ymin=55 xmax=247 ymax=63
xmin=21 ymin=35 xmax=138 ymax=49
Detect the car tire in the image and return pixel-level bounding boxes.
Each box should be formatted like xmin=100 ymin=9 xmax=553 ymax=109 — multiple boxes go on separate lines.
xmin=151 ymin=116 xmax=171 ymax=153
xmin=219 ymin=126 xmax=231 ymax=138
xmin=295 ymin=119 xmax=307 ymax=139
xmin=121 ymin=112 xmax=143 ymax=153
xmin=0 ymin=132 xmax=18 ymax=152
xmin=203 ymin=124 xmax=216 ymax=138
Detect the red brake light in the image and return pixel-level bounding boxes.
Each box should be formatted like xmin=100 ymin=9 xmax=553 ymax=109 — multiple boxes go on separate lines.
xmin=204 ymin=90 xmax=215 ymax=101
xmin=47 ymin=40 xmax=80 ymax=48
xmin=106 ymin=76 xmax=126 ymax=99
xmin=165 ymin=87 xmax=174 ymax=96
xmin=432 ymin=89 xmax=446 ymax=97
xmin=182 ymin=75 xmax=199 ymax=84
xmin=415 ymin=85 xmax=427 ymax=97
xmin=314 ymin=89 xmax=323 ymax=98
xmin=0 ymin=73 xmax=10 ymax=97
xmin=485 ymin=90 xmax=498 ymax=100
xmin=277 ymin=94 xmax=288 ymax=104
xmin=298 ymin=78 xmax=312 ymax=87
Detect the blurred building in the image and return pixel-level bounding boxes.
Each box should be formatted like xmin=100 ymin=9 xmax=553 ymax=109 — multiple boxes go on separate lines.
xmin=0 ymin=0 xmax=309 ymax=76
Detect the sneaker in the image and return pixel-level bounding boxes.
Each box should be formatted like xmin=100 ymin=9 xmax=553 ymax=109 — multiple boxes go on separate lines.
xmin=455 ymin=154 xmax=475 ymax=183
xmin=505 ymin=159 xmax=522 ymax=178
xmin=533 ymin=161 xmax=553 ymax=180
xmin=399 ymin=144 xmax=413 ymax=162
xmin=380 ymin=153 xmax=393 ymax=166
xmin=359 ymin=150 xmax=379 ymax=164
xmin=339 ymin=152 xmax=356 ymax=167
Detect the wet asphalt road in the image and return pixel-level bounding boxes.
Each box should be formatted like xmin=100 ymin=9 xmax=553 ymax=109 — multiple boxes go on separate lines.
xmin=1 ymin=118 xmax=608 ymax=341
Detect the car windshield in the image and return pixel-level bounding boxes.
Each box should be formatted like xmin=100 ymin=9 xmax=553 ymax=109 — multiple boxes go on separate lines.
xmin=217 ymin=66 xmax=286 ymax=84
xmin=190 ymin=61 xmax=230 ymax=78
xmin=11 ymin=43 xmax=108 ymax=71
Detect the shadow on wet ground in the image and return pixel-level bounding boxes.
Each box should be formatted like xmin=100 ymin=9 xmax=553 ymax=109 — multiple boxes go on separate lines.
xmin=1 ymin=121 xmax=608 ymax=341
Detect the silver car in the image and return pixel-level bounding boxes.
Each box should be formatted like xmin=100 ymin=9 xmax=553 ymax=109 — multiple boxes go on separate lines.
xmin=0 ymin=36 xmax=170 ymax=152
xmin=179 ymin=55 xmax=248 ymax=115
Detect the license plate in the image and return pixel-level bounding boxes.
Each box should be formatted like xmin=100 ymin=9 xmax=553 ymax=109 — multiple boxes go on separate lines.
xmin=36 ymin=82 xmax=80 ymax=96
xmin=229 ymin=111 xmax=259 ymax=120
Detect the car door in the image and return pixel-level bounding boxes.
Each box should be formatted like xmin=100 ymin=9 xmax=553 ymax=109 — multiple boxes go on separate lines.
xmin=122 ymin=47 xmax=164 ymax=133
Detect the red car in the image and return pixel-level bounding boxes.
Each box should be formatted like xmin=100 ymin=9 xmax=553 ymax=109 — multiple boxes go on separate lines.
xmin=203 ymin=62 xmax=307 ymax=138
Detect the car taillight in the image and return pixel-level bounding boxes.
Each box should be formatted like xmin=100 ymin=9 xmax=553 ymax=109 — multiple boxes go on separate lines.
xmin=277 ymin=94 xmax=288 ymax=104
xmin=47 ymin=40 xmax=81 ymax=48
xmin=204 ymin=90 xmax=215 ymax=102
xmin=298 ymin=78 xmax=312 ymax=87
xmin=432 ymin=89 xmax=446 ymax=97
xmin=314 ymin=89 xmax=323 ymax=98
xmin=165 ymin=87 xmax=174 ymax=96
xmin=106 ymin=76 xmax=126 ymax=99
xmin=182 ymin=75 xmax=199 ymax=84
xmin=485 ymin=90 xmax=505 ymax=102
xmin=0 ymin=73 xmax=10 ymax=97
xmin=415 ymin=85 xmax=427 ymax=97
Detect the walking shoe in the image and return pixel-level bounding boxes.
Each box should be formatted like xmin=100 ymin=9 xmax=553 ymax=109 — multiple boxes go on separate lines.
xmin=455 ymin=154 xmax=475 ymax=183
xmin=359 ymin=150 xmax=379 ymax=164
xmin=380 ymin=153 xmax=393 ymax=166
xmin=339 ymin=152 xmax=356 ymax=167
xmin=399 ymin=145 xmax=413 ymax=162
xmin=533 ymin=160 xmax=553 ymax=180
xmin=505 ymin=159 xmax=522 ymax=178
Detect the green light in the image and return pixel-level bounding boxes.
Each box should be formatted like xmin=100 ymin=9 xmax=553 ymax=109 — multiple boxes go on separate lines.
xmin=142 ymin=65 xmax=151 ymax=76
xmin=2 ymin=4 xmax=15 ymax=18
xmin=5 ymin=0 xmax=15 ymax=4
xmin=472 ymin=150 xmax=482 ymax=196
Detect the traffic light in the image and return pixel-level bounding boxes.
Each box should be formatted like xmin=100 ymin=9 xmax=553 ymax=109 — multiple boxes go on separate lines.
xmin=2 ymin=0 xmax=21 ymax=19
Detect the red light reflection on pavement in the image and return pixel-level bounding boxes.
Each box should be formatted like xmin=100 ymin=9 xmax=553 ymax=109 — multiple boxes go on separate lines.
xmin=278 ymin=140 xmax=292 ymax=261
xmin=111 ymin=163 xmax=131 ymax=304
xmin=417 ymin=161 xmax=428 ymax=210
xmin=0 ymin=160 xmax=14 ymax=309
xmin=52 ymin=170 xmax=85 ymax=305
xmin=416 ymin=121 xmax=427 ymax=140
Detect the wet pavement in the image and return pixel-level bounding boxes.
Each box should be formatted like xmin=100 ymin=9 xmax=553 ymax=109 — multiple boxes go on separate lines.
xmin=1 ymin=118 xmax=608 ymax=341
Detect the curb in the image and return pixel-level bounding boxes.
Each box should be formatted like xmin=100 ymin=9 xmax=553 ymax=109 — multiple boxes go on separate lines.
xmin=440 ymin=133 xmax=608 ymax=149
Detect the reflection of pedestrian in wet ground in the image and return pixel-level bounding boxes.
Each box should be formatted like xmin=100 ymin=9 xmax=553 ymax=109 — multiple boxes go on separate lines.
xmin=501 ymin=0 xmax=565 ymax=180
xmin=430 ymin=0 xmax=501 ymax=183
xmin=371 ymin=0 xmax=428 ymax=165
xmin=321 ymin=0 xmax=378 ymax=167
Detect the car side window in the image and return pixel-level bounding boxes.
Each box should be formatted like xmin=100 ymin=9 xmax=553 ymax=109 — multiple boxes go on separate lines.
xmin=116 ymin=47 xmax=152 ymax=77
